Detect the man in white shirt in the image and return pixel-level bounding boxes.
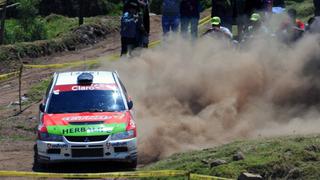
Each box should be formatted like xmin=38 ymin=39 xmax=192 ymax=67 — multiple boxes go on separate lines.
xmin=202 ymin=16 xmax=233 ymax=40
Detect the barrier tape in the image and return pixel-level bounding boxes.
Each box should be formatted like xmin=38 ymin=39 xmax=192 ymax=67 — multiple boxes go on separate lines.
xmin=0 ymin=71 xmax=19 ymax=81
xmin=190 ymin=174 xmax=233 ymax=180
xmin=23 ymin=59 xmax=99 ymax=69
xmin=0 ymin=15 xmax=212 ymax=81
xmin=0 ymin=170 xmax=233 ymax=179
xmin=0 ymin=170 xmax=188 ymax=178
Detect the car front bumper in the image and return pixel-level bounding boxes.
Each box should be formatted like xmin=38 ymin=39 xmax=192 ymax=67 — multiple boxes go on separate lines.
xmin=36 ymin=137 xmax=137 ymax=163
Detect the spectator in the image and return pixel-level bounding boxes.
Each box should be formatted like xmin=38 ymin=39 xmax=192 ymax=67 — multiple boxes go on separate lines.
xmin=202 ymin=16 xmax=233 ymax=40
xmin=244 ymin=0 xmax=264 ymax=17
xmin=123 ymin=0 xmax=139 ymax=13
xmin=138 ymin=0 xmax=150 ymax=47
xmin=162 ymin=0 xmax=181 ymax=35
xmin=242 ymin=13 xmax=269 ymax=41
xmin=278 ymin=8 xmax=305 ymax=43
xmin=273 ymin=0 xmax=285 ymax=8
xmin=308 ymin=16 xmax=320 ymax=33
xmin=180 ymin=0 xmax=201 ymax=39
xmin=314 ymin=0 xmax=320 ymax=16
xmin=123 ymin=0 xmax=149 ymax=48
xmin=120 ymin=2 xmax=141 ymax=56
xmin=234 ymin=0 xmax=247 ymax=40
xmin=211 ymin=0 xmax=233 ymax=30
xmin=264 ymin=0 xmax=273 ymax=12
xmin=272 ymin=0 xmax=285 ymax=14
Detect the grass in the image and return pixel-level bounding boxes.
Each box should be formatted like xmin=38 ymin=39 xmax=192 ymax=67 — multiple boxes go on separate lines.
xmin=143 ymin=135 xmax=320 ymax=179
xmin=26 ymin=78 xmax=51 ymax=103
xmin=4 ymin=13 xmax=119 ymax=44
xmin=286 ymin=0 xmax=314 ymax=21
xmin=44 ymin=14 xmax=79 ymax=39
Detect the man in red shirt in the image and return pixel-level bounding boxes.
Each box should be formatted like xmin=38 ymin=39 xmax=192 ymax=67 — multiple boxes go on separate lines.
xmin=281 ymin=8 xmax=305 ymax=30
xmin=278 ymin=8 xmax=305 ymax=43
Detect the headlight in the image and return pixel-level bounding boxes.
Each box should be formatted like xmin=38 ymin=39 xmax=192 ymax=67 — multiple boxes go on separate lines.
xmin=38 ymin=132 xmax=63 ymax=142
xmin=110 ymin=130 xmax=135 ymax=140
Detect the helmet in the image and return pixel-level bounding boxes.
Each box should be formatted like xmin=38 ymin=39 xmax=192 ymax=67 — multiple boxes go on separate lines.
xmin=250 ymin=13 xmax=261 ymax=22
xmin=211 ymin=16 xmax=221 ymax=26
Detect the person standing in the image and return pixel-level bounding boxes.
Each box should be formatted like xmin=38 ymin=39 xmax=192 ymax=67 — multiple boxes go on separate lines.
xmin=234 ymin=0 xmax=247 ymax=40
xmin=162 ymin=0 xmax=181 ymax=35
xmin=137 ymin=0 xmax=150 ymax=47
xmin=180 ymin=0 xmax=200 ymax=39
xmin=120 ymin=2 xmax=140 ymax=56
xmin=211 ymin=0 xmax=233 ymax=30
xmin=314 ymin=0 xmax=320 ymax=16
xmin=123 ymin=0 xmax=149 ymax=48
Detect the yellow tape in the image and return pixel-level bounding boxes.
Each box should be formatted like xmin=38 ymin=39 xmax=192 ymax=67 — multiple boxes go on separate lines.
xmin=0 ymin=71 xmax=19 ymax=81
xmin=0 ymin=170 xmax=188 ymax=178
xmin=199 ymin=16 xmax=211 ymax=25
xmin=190 ymin=174 xmax=233 ymax=180
xmin=24 ymin=59 xmax=99 ymax=69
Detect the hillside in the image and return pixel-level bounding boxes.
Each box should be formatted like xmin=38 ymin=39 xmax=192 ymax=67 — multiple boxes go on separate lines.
xmin=144 ymin=135 xmax=320 ymax=179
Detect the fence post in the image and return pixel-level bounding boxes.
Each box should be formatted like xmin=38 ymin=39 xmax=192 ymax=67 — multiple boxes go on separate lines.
xmin=18 ymin=62 xmax=23 ymax=113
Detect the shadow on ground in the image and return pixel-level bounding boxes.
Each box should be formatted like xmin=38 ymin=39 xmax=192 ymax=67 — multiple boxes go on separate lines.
xmin=32 ymin=161 xmax=135 ymax=173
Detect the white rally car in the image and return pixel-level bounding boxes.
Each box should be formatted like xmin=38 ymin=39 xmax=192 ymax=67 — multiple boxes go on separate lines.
xmin=35 ymin=71 xmax=137 ymax=168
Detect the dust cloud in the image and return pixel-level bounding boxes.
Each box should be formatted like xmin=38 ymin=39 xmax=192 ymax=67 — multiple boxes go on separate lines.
xmin=102 ymin=33 xmax=320 ymax=164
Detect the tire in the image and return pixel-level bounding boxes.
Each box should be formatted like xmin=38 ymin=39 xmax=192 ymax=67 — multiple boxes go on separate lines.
xmin=33 ymin=144 xmax=49 ymax=171
xmin=126 ymin=158 xmax=137 ymax=169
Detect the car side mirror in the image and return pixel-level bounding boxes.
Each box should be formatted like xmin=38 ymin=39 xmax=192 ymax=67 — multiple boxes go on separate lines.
xmin=127 ymin=100 xmax=133 ymax=110
xmin=39 ymin=103 xmax=45 ymax=112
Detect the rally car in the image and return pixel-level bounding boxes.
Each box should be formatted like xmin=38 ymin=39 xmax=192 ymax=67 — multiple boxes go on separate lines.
xmin=34 ymin=71 xmax=137 ymax=168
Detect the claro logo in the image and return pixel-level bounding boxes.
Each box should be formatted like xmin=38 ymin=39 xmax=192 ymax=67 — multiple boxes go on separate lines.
xmin=71 ymin=84 xmax=116 ymax=91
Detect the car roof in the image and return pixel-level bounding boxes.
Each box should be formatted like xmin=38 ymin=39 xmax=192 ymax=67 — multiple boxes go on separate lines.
xmin=55 ymin=71 xmax=116 ymax=85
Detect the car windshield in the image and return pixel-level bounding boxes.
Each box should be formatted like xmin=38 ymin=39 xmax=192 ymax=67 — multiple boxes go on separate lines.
xmin=47 ymin=90 xmax=126 ymax=114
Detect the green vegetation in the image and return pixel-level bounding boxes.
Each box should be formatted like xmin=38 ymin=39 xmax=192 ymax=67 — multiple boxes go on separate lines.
xmin=286 ymin=0 xmax=314 ymax=21
xmin=144 ymin=135 xmax=320 ymax=179
xmin=26 ymin=78 xmax=51 ymax=103
xmin=4 ymin=0 xmax=47 ymax=44
xmin=3 ymin=0 xmax=122 ymax=44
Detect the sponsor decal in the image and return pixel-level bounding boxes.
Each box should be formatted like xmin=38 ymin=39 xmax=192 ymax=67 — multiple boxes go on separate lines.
xmin=47 ymin=123 xmax=126 ymax=136
xmin=47 ymin=143 xmax=68 ymax=149
xmin=111 ymin=142 xmax=127 ymax=147
xmin=62 ymin=116 xmax=112 ymax=121
xmin=62 ymin=126 xmax=113 ymax=135
xmin=53 ymin=83 xmax=117 ymax=92
xmin=113 ymin=113 xmax=126 ymax=119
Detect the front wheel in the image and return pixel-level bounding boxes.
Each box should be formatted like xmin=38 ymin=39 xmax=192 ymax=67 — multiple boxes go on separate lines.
xmin=33 ymin=144 xmax=49 ymax=171
xmin=126 ymin=158 xmax=137 ymax=169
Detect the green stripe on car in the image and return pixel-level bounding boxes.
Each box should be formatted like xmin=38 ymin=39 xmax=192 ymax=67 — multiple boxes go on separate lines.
xmin=47 ymin=123 xmax=126 ymax=136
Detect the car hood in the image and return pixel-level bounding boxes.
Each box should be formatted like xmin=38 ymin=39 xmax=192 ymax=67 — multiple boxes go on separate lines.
xmin=43 ymin=111 xmax=130 ymax=136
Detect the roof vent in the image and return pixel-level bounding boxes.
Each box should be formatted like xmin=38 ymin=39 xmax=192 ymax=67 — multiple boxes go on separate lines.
xmin=77 ymin=73 xmax=93 ymax=85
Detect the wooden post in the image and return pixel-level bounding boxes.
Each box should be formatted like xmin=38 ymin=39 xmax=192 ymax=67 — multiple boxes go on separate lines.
xmin=18 ymin=63 xmax=23 ymax=113
xmin=0 ymin=0 xmax=7 ymax=45
xmin=79 ymin=0 xmax=84 ymax=26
